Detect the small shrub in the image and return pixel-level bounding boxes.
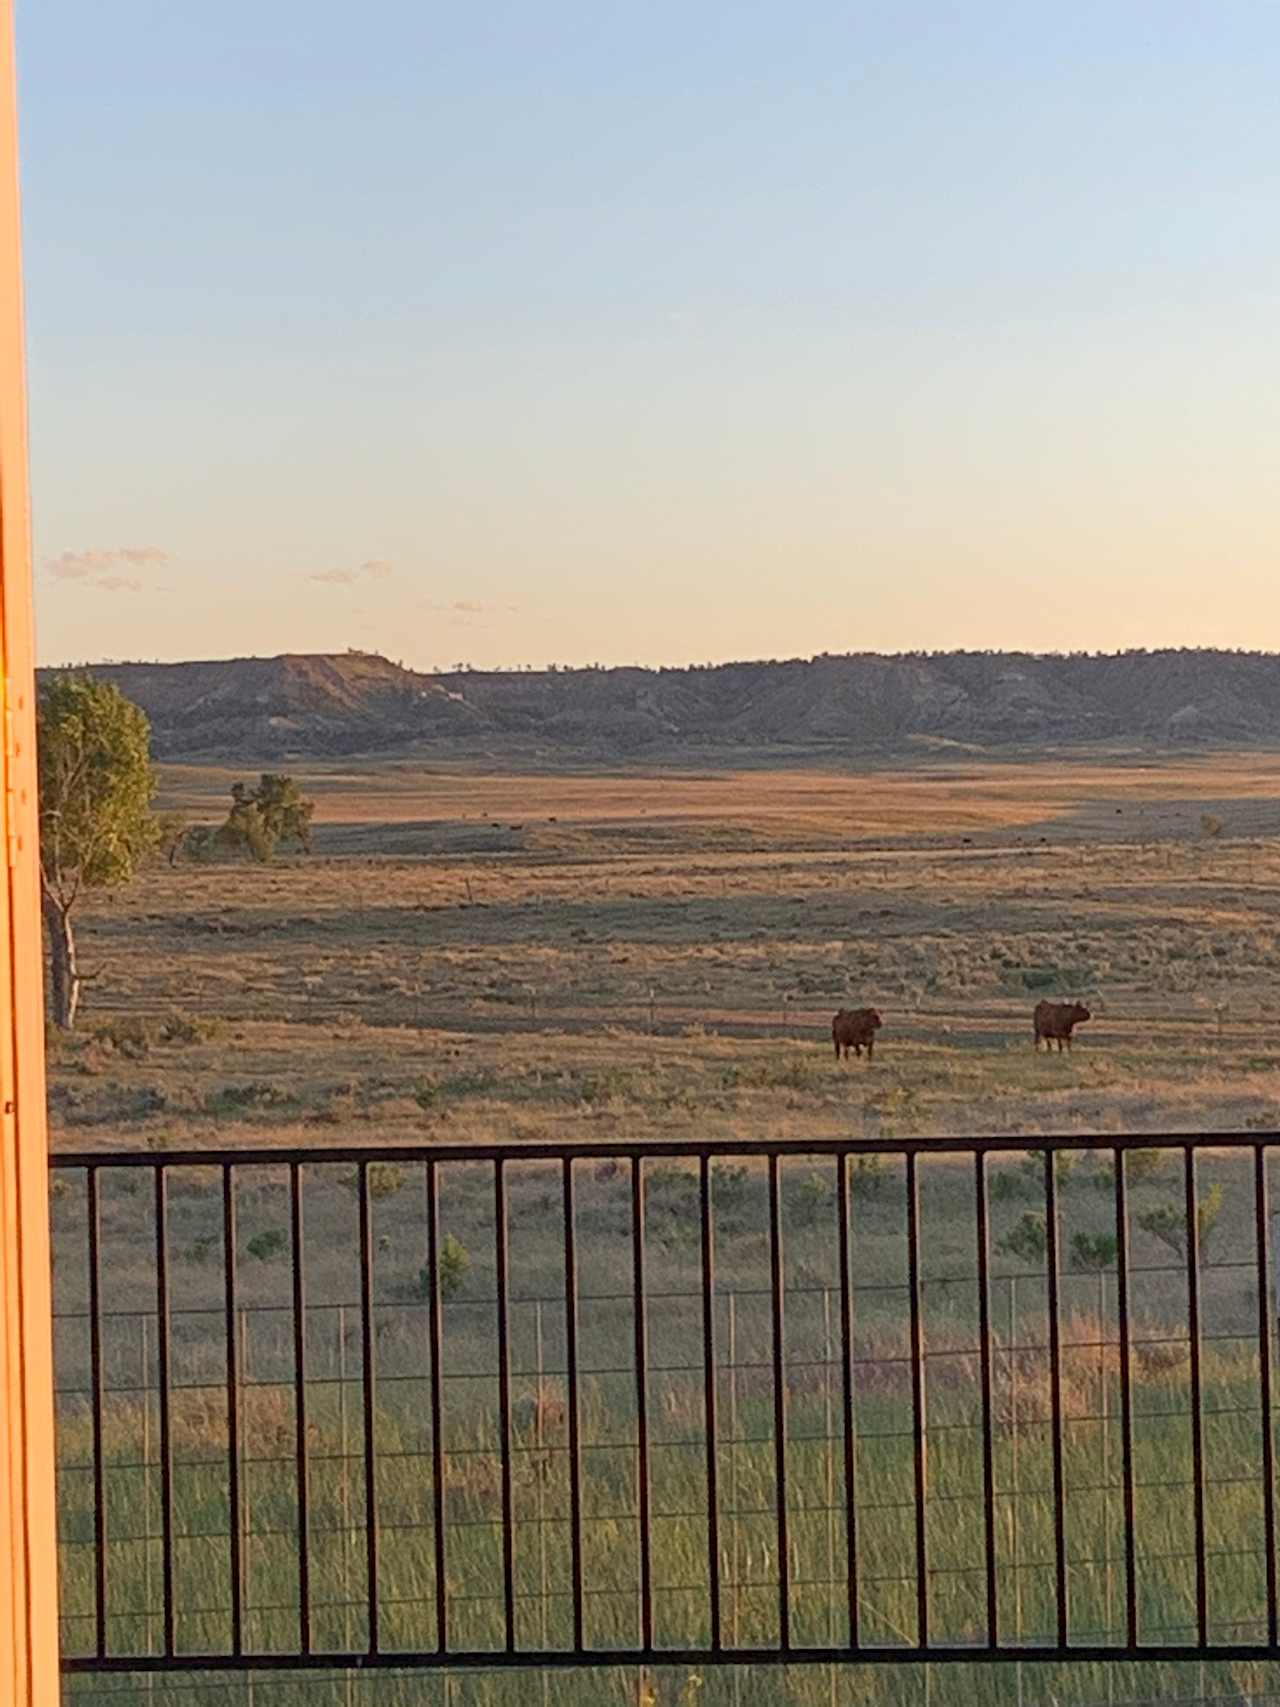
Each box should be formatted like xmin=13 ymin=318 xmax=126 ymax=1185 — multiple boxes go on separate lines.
xmin=647 ymin=1165 xmax=699 ymax=1234
xmin=1015 ymin=1151 xmax=1077 ymax=1191
xmin=1070 ymin=1231 xmax=1117 ymax=1272
xmin=438 ymin=1233 xmax=471 ymax=1299
xmin=990 ymin=1170 xmax=1032 ymax=1204
xmin=100 ymin=1084 xmax=170 ymax=1122
xmin=788 ymin=1170 xmax=834 ymax=1229
xmin=342 ymin=1162 xmax=407 ymax=1202
xmin=996 ymin=1212 xmax=1047 ymax=1265
xmin=1137 ymin=1183 xmax=1223 ymax=1260
xmin=850 ymin=1154 xmax=888 ymax=1201
xmin=438 ymin=1070 xmax=497 ymax=1101
xmin=158 ymin=1012 xmax=227 ymax=1045
xmin=1021 ymin=968 xmax=1059 ymax=991
xmin=91 ymin=1018 xmax=154 ymax=1060
xmin=1124 ymin=1148 xmax=1168 ymax=1186
xmin=578 ymin=1068 xmax=632 ymax=1105
xmin=245 ymin=1228 xmax=287 ymax=1263
xmin=712 ymin=1163 xmax=752 ymax=1218
xmin=205 ymin=1082 xmax=297 ymax=1117
xmin=183 ymin=826 xmax=220 ymax=863
xmin=314 ymin=1084 xmax=360 ymax=1125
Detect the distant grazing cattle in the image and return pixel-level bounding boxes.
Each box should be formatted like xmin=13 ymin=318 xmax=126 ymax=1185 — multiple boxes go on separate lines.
xmin=833 ymin=1007 xmax=883 ymax=1061
xmin=1034 ymin=1000 xmax=1091 ymax=1052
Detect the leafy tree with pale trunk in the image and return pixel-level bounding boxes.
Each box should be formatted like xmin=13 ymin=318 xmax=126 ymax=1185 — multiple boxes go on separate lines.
xmin=37 ymin=676 xmax=157 ymax=1028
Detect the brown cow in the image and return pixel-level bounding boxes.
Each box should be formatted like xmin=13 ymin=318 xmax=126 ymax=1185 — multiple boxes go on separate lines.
xmin=833 ymin=1007 xmax=882 ymax=1061
xmin=1033 ymin=999 xmax=1091 ymax=1052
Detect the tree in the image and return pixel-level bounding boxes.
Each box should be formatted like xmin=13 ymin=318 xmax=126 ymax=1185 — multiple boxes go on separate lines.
xmin=37 ymin=676 xmax=157 ymax=1028
xmin=216 ymin=774 xmax=314 ymax=862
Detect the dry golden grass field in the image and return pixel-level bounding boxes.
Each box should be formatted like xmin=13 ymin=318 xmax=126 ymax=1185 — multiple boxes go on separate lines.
xmin=46 ymin=751 xmax=1280 ymax=1153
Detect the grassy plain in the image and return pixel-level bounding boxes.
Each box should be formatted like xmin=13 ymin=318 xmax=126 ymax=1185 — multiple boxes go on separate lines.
xmin=49 ymin=751 xmax=1280 ymax=1153
xmin=49 ymin=751 xmax=1280 ymax=1705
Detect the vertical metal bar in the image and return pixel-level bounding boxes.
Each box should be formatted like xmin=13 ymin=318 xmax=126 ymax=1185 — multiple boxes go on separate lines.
xmin=768 ymin=1154 xmax=790 ymax=1650
xmin=357 ymin=1162 xmax=380 ymax=1652
xmin=153 ymin=1167 xmax=175 ymax=1656
xmin=1114 ymin=1146 xmax=1137 ymax=1649
xmin=632 ymin=1156 xmax=653 ymax=1650
xmin=905 ymin=1151 xmax=928 ymax=1649
xmin=425 ymin=1160 xmax=447 ymax=1653
xmin=86 ymin=1167 xmax=108 ymax=1659
xmin=974 ymin=1152 xmax=998 ymax=1647
xmin=1043 ymin=1151 xmax=1067 ymax=1649
xmin=1256 ymin=1145 xmax=1278 ymax=1647
xmin=1184 ymin=1146 xmax=1207 ymax=1646
xmin=562 ymin=1158 xmax=585 ymax=1651
xmin=699 ymin=1156 xmax=721 ymax=1650
xmin=836 ymin=1154 xmax=859 ymax=1649
xmin=289 ymin=1161 xmax=311 ymax=1654
xmin=494 ymin=1159 xmax=516 ymax=1652
xmin=221 ymin=1166 xmax=243 ymax=1658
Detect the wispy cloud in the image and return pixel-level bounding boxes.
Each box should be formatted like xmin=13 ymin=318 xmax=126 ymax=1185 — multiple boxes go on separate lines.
xmin=424 ymin=599 xmax=518 ymax=616
xmin=95 ymin=574 xmax=143 ymax=593
xmin=45 ymin=545 xmax=170 ymax=583
xmin=307 ymin=558 xmax=394 ymax=586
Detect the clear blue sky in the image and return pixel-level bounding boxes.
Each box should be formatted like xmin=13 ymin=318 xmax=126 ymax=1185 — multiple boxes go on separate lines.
xmin=19 ymin=2 xmax=1280 ymax=669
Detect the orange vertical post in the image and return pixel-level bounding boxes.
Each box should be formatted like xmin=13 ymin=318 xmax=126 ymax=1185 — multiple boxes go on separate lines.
xmin=0 ymin=0 xmax=61 ymax=1697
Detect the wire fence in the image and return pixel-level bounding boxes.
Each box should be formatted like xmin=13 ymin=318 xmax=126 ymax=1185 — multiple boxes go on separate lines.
xmin=69 ymin=979 xmax=1273 ymax=1046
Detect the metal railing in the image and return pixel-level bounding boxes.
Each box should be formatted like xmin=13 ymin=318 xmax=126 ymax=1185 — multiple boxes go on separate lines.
xmin=49 ymin=1133 xmax=1280 ymax=1678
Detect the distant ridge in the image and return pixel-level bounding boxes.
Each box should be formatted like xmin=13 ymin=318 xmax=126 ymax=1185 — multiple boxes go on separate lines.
xmin=37 ymin=649 xmax=1280 ymax=760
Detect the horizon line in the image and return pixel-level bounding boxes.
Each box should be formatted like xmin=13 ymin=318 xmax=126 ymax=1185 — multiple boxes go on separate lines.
xmin=33 ymin=643 xmax=1280 ymax=676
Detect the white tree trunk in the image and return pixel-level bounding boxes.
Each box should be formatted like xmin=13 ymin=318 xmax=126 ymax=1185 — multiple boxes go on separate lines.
xmin=42 ymin=890 xmax=79 ymax=1029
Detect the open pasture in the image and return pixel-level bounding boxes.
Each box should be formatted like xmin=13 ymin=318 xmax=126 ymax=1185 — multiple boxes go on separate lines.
xmin=48 ymin=751 xmax=1280 ymax=1154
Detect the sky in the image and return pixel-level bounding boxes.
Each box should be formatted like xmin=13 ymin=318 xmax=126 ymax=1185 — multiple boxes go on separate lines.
xmin=18 ymin=1 xmax=1280 ymax=670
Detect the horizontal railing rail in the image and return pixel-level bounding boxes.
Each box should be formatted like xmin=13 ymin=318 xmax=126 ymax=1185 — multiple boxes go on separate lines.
xmin=50 ymin=1133 xmax=1280 ymax=1678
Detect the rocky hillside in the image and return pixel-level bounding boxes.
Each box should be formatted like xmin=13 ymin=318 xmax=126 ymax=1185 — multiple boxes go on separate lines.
xmin=42 ymin=649 xmax=1280 ymax=759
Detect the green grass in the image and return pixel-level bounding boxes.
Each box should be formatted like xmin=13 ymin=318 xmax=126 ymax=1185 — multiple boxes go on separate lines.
xmin=55 ymin=1360 xmax=1280 ymax=1705
xmin=51 ymin=1145 xmax=1280 ymax=1705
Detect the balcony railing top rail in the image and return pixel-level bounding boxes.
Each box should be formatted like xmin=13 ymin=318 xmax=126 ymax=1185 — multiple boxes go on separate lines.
xmin=51 ymin=1129 xmax=1280 ymax=1168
